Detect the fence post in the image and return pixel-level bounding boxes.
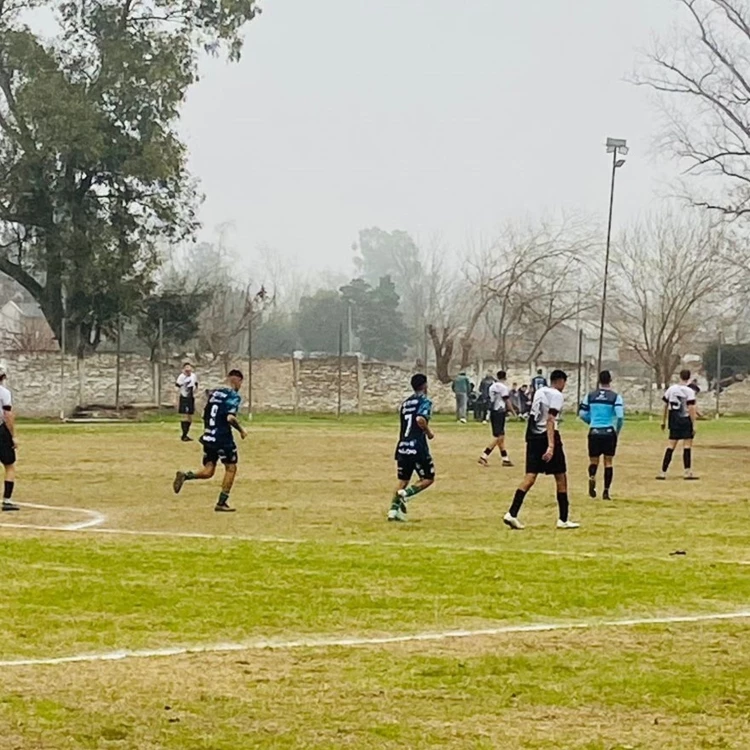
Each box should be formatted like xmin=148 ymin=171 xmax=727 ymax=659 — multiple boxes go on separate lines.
xmin=115 ymin=315 xmax=122 ymax=412
xmin=247 ymin=318 xmax=253 ymax=418
xmin=59 ymin=317 xmax=66 ymax=421
xmin=156 ymin=317 xmax=163 ymax=408
xmin=576 ymin=328 xmax=583 ymax=408
xmin=715 ymin=330 xmax=722 ymax=419
xmin=337 ymin=323 xmax=343 ymax=418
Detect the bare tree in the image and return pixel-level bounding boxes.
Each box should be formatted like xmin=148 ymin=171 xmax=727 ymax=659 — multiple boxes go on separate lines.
xmin=469 ymin=218 xmax=598 ymax=367
xmin=423 ymin=239 xmax=466 ymax=383
xmin=636 ymin=0 xmax=750 ymax=226
xmin=611 ymin=214 xmax=736 ymax=386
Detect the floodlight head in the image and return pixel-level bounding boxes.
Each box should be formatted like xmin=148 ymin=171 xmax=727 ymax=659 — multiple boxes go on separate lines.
xmin=606 ymin=137 xmax=629 ymax=155
xmin=615 ymin=159 xmax=626 ymax=168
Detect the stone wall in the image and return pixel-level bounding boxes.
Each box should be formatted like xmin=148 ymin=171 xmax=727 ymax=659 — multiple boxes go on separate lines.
xmin=0 ymin=350 xmax=747 ymax=417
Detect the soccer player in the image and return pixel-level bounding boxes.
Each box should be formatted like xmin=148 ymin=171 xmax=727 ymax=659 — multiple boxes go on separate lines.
xmin=578 ymin=370 xmax=624 ymax=501
xmin=478 ymin=370 xmax=516 ymax=467
xmin=176 ymin=362 xmax=199 ymax=442
xmin=0 ymin=366 xmax=19 ymax=512
xmin=388 ymin=373 xmax=435 ymax=522
xmin=503 ymin=369 xmax=579 ymax=530
xmin=173 ymin=369 xmax=248 ymax=512
xmin=657 ymin=369 xmax=698 ymax=481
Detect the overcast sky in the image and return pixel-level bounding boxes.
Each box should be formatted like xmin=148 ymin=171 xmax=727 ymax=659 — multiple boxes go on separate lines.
xmin=181 ymin=0 xmax=683 ymax=275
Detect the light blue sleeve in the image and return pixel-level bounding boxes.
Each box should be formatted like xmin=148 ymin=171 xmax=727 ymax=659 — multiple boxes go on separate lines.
xmin=418 ymin=398 xmax=433 ymax=420
xmin=615 ymin=395 xmax=624 ymax=433
xmin=578 ymin=394 xmax=591 ymax=424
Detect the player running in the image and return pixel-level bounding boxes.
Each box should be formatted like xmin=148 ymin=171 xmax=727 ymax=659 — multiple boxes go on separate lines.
xmin=0 ymin=366 xmax=19 ymax=512
xmin=478 ymin=370 xmax=517 ymax=467
xmin=578 ymin=370 xmax=624 ymax=500
xmin=388 ymin=373 xmax=435 ymax=523
xmin=503 ymin=369 xmax=579 ymax=531
xmin=176 ymin=362 xmax=199 ymax=442
xmin=173 ymin=369 xmax=247 ymax=512
xmin=657 ymin=369 xmax=698 ymax=481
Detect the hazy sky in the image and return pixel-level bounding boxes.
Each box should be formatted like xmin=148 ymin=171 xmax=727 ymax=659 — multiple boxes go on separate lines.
xmin=181 ymin=0 xmax=683 ymax=275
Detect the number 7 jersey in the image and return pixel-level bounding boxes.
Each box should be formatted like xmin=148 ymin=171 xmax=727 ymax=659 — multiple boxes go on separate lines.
xmin=395 ymin=393 xmax=433 ymax=459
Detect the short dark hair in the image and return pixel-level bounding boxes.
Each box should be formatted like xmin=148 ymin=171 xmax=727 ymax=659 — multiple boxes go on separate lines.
xmin=228 ymin=369 xmax=244 ymax=380
xmin=536 ymin=368 xmax=543 ymax=374
xmin=411 ymin=373 xmax=428 ymax=391
xmin=599 ymin=370 xmax=612 ymax=386
xmin=680 ymin=369 xmax=691 ymax=381
xmin=497 ymin=370 xmax=506 ymax=380
xmin=550 ymin=369 xmax=568 ymax=383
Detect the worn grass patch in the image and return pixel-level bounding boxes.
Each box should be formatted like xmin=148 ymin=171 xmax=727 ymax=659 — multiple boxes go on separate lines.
xmin=0 ymin=416 xmax=748 ymax=748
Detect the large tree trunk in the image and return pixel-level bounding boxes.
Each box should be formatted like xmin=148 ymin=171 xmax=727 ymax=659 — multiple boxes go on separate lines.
xmin=427 ymin=324 xmax=454 ymax=384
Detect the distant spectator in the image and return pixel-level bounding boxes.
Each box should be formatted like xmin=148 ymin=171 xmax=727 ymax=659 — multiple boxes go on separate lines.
xmin=478 ymin=372 xmax=495 ymax=423
xmin=688 ymin=378 xmax=701 ymax=395
xmin=509 ymin=382 xmax=521 ymax=415
xmin=452 ymin=371 xmax=471 ymax=424
xmin=518 ymin=384 xmax=531 ymax=417
xmin=530 ymin=368 xmax=547 ymax=398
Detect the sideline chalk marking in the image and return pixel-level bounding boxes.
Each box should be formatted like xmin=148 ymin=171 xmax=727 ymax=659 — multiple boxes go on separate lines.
xmin=2 ymin=609 xmax=750 ymax=668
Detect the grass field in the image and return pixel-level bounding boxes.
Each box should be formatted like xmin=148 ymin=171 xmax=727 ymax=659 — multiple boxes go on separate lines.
xmin=1 ymin=413 xmax=749 ymax=749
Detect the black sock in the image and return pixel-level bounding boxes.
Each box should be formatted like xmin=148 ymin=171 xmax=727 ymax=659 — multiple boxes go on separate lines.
xmin=218 ymin=491 xmax=229 ymax=506
xmin=683 ymin=448 xmax=692 ymax=470
xmin=662 ymin=448 xmax=674 ymax=473
xmin=500 ymin=450 xmax=508 ymax=458
xmin=509 ymin=488 xmax=527 ymax=517
xmin=181 ymin=421 xmax=190 ymax=438
xmin=482 ymin=447 xmax=492 ymax=457
xmin=588 ymin=464 xmax=597 ymax=478
xmin=557 ymin=492 xmax=569 ymax=523
xmin=3 ymin=481 xmax=13 ymax=500
xmin=604 ymin=467 xmax=613 ymax=490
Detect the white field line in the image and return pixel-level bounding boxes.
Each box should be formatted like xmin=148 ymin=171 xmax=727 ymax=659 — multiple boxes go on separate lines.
xmin=2 ymin=609 xmax=750 ymax=669
xmin=2 ymin=514 xmax=750 ymax=567
xmin=0 ymin=502 xmax=106 ymax=532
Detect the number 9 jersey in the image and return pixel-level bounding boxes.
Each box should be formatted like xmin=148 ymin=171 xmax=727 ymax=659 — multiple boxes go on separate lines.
xmin=201 ymin=387 xmax=242 ymax=447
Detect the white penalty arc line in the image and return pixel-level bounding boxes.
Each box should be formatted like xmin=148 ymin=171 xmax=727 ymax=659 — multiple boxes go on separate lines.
xmin=0 ymin=502 xmax=106 ymax=532
xmin=2 ymin=609 xmax=750 ymax=669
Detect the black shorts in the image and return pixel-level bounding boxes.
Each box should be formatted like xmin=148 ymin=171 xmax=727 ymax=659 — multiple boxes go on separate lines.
xmin=178 ymin=396 xmax=195 ymax=415
xmin=490 ymin=410 xmax=507 ymax=438
xmin=669 ymin=418 xmax=695 ymax=441
xmin=202 ymin=442 xmax=238 ymax=466
xmin=396 ymin=453 xmax=435 ymax=482
xmin=525 ymin=432 xmax=566 ymax=476
xmin=0 ymin=424 xmax=15 ymax=466
xmin=588 ymin=429 xmax=618 ymax=458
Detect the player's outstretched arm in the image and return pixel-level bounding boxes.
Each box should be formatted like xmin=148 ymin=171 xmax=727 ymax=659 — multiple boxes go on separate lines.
xmin=578 ymin=395 xmax=591 ymax=424
xmin=4 ymin=407 xmax=16 ymax=448
xmin=615 ymin=397 xmax=625 ymax=433
xmin=228 ymin=415 xmax=248 ymax=440
xmin=416 ymin=416 xmax=434 ymax=440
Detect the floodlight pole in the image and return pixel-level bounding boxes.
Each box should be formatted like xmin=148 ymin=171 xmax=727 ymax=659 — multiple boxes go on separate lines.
xmin=597 ymin=142 xmax=626 ymax=377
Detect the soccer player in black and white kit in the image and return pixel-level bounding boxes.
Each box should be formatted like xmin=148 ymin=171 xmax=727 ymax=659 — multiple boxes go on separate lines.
xmin=657 ymin=369 xmax=699 ymax=481
xmin=0 ymin=366 xmax=19 ymax=512
xmin=503 ymin=369 xmax=579 ymax=530
xmin=176 ymin=362 xmax=199 ymax=442
xmin=478 ymin=370 xmax=516 ymax=467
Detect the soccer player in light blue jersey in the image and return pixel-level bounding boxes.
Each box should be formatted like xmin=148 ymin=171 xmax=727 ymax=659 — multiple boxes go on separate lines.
xmin=578 ymin=370 xmax=624 ymax=501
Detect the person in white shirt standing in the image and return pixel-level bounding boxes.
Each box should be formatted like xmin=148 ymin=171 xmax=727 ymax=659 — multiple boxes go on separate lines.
xmin=176 ymin=362 xmax=199 ymax=442
xmin=503 ymin=369 xmax=579 ymax=531
xmin=478 ymin=370 xmax=517 ymax=467
xmin=657 ymin=369 xmax=699 ymax=481
xmin=0 ymin=365 xmax=19 ymax=512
